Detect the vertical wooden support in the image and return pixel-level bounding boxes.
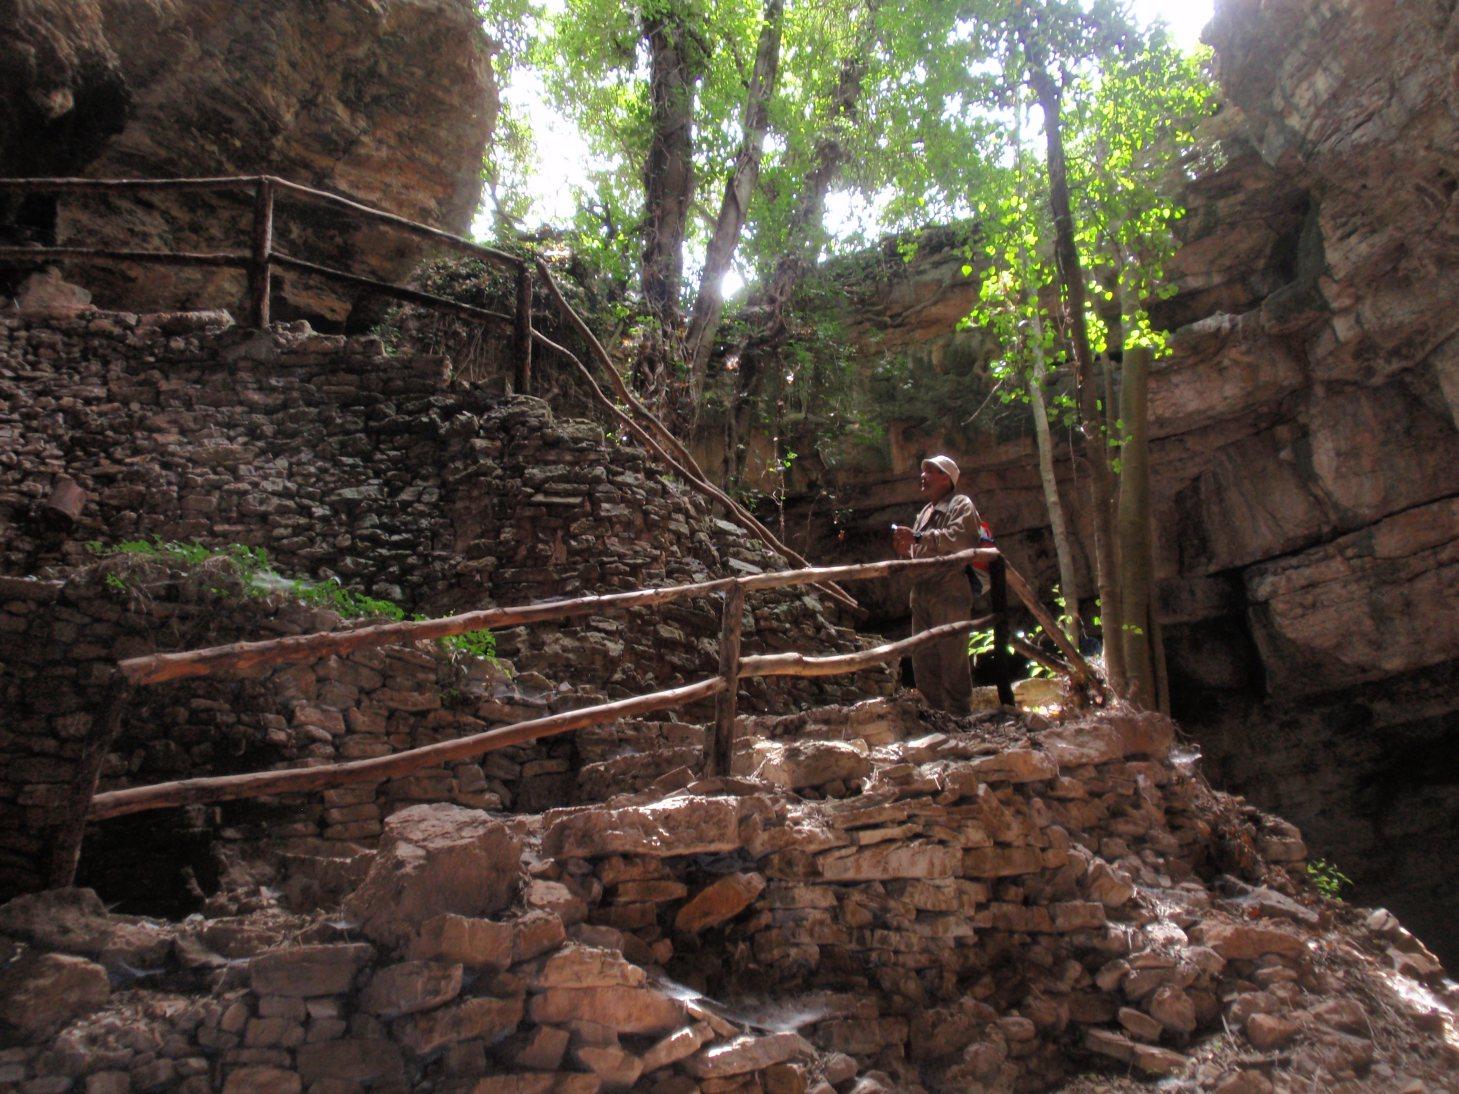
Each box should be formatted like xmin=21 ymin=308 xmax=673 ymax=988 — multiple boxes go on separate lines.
xmin=248 ymin=177 xmax=275 ymax=329
xmin=990 ymin=556 xmax=1015 ymax=707
xmin=710 ymin=581 xmax=745 ymax=777
xmin=1116 ymin=344 xmax=1155 ymax=707
xmin=514 ymin=266 xmax=533 ymax=394
xmin=48 ymin=677 xmax=131 ymax=889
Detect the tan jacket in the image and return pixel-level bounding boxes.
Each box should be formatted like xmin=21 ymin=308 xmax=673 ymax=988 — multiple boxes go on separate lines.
xmin=910 ymin=492 xmax=981 ymax=609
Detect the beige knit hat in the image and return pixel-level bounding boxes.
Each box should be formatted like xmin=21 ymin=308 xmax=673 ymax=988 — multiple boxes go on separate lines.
xmin=921 ymin=455 xmax=960 ymax=487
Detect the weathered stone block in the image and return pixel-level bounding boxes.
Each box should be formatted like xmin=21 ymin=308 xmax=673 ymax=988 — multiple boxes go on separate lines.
xmin=410 ymin=914 xmax=514 ymax=970
xmin=393 ymin=996 xmax=525 ymax=1056
xmin=674 ymin=873 xmax=766 ymax=934
xmin=360 ymin=960 xmax=463 ymax=1018
xmin=543 ymin=796 xmax=742 ymax=859
xmin=0 ymin=952 xmax=109 ymax=1037
xmin=295 ymin=1039 xmax=406 ymax=1084
xmin=528 ymin=987 xmax=684 ymax=1034
xmin=345 ymin=804 xmax=522 ymax=948
xmin=249 ymin=944 xmax=374 ymax=998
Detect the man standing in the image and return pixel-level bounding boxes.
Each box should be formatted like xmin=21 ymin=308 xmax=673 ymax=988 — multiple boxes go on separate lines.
xmin=891 ymin=455 xmax=981 ymax=714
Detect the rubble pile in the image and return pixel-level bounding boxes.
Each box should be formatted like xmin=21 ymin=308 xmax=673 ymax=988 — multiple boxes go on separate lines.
xmin=0 ymin=701 xmax=1452 ymax=1092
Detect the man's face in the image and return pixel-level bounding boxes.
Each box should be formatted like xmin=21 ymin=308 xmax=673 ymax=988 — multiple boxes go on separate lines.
xmin=920 ymin=466 xmax=953 ymax=502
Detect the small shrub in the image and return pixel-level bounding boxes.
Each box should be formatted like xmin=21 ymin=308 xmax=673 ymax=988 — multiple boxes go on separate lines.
xmin=1307 ymin=858 xmax=1353 ymax=900
xmin=86 ymin=538 xmax=498 ymax=662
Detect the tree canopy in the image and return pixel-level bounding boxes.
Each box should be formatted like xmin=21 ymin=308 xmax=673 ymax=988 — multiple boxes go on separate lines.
xmin=470 ymin=0 xmax=1219 ymax=703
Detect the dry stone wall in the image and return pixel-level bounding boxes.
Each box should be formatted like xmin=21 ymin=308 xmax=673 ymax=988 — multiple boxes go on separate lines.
xmin=0 ymin=706 xmax=1453 ymax=1092
xmin=0 ymin=559 xmax=584 ymax=908
xmin=0 ymin=307 xmax=878 ymax=706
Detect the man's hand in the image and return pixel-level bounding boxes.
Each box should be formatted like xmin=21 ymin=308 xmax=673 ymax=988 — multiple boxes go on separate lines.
xmin=891 ymin=524 xmax=915 ymax=559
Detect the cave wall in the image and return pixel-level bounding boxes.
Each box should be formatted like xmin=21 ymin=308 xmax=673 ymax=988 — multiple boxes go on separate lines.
xmin=1155 ymin=0 xmax=1459 ymax=954
xmin=0 ymin=0 xmax=498 ymax=323
xmin=761 ymin=0 xmax=1459 ymax=957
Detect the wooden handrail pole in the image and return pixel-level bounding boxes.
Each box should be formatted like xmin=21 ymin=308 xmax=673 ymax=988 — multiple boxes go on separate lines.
xmin=118 ymin=547 xmax=1000 ymax=688
xmin=991 ymin=556 xmax=1015 ymax=706
xmin=1000 ymin=562 xmax=1098 ymax=685
xmin=268 ymin=176 xmax=523 ymax=270
xmin=89 ymin=677 xmax=726 ymax=820
xmin=48 ymin=677 xmax=131 ymax=888
xmin=514 ymin=266 xmax=533 ymax=394
xmin=710 ymin=582 xmax=746 ymax=777
xmin=740 ymin=615 xmax=994 ymax=679
xmin=248 ymin=178 xmax=274 ymax=328
xmin=1011 ymin=635 xmax=1072 ymax=678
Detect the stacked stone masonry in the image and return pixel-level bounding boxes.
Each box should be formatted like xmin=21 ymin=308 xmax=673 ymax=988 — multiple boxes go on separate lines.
xmin=0 ymin=308 xmax=875 ymax=713
xmin=0 ymin=704 xmax=1453 ymax=1091
xmin=0 ymin=307 xmax=885 ymax=904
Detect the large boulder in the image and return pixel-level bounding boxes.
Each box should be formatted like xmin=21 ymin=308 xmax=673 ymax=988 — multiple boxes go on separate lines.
xmin=3 ymin=0 xmax=498 ymax=322
xmin=0 ymin=950 xmax=110 ymax=1037
xmin=0 ymin=887 xmax=173 ymax=971
xmin=543 ymin=796 xmax=743 ymax=859
xmin=345 ymin=804 xmax=523 ymax=949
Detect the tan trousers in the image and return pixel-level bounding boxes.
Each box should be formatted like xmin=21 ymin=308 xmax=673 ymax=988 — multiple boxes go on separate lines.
xmin=910 ymin=582 xmax=974 ymax=715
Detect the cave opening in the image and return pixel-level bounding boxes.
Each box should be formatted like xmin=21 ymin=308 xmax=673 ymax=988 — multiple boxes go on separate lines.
xmin=74 ymin=807 xmax=224 ymax=921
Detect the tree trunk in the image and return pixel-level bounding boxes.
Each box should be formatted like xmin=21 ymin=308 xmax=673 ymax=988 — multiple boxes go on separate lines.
xmin=728 ymin=44 xmax=869 ymax=481
xmin=683 ymin=0 xmax=784 ymax=412
xmin=638 ymin=7 xmax=701 ymax=403
xmin=1022 ymin=29 xmax=1124 ymax=692
xmin=1099 ymin=270 xmax=1123 ymax=441
xmin=1116 ymin=345 xmax=1154 ymax=706
xmin=1027 ymin=306 xmax=1083 ymax=640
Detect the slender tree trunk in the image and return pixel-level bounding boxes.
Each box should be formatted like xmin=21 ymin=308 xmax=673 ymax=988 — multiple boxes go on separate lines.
xmin=1116 ymin=345 xmax=1154 ymax=706
xmin=1100 ymin=271 xmax=1123 ymax=441
xmin=1022 ymin=30 xmax=1124 ymax=692
xmin=1151 ymin=615 xmax=1171 ymax=715
xmin=729 ymin=43 xmax=869 ymax=481
xmin=638 ymin=8 xmax=700 ymax=403
xmin=1027 ymin=306 xmax=1083 ymax=640
xmin=684 ymin=0 xmax=784 ymax=411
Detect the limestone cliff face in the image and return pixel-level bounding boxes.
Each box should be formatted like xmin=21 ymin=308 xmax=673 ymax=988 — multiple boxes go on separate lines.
xmin=764 ymin=0 xmax=1459 ymax=958
xmin=1 ymin=0 xmax=498 ymax=322
xmin=1152 ymin=0 xmax=1459 ymax=958
xmin=0 ymin=1 xmax=125 ymax=180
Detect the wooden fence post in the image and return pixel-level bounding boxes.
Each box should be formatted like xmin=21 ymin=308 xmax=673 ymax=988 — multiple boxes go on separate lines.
xmin=990 ymin=556 xmax=1015 ymax=707
xmin=514 ymin=266 xmax=533 ymax=394
xmin=248 ymin=177 xmax=274 ymax=329
xmin=48 ymin=676 xmax=131 ymax=888
xmin=710 ymin=582 xmax=745 ymax=777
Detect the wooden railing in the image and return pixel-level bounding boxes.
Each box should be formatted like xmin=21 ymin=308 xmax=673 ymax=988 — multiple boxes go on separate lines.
xmin=0 ymin=175 xmax=536 ymax=390
xmin=42 ymin=541 xmax=1097 ymax=888
xmin=0 ymin=174 xmax=861 ymax=613
xmin=82 ymin=546 xmax=1094 ymax=826
xmin=3 ymin=176 xmax=1102 ymax=888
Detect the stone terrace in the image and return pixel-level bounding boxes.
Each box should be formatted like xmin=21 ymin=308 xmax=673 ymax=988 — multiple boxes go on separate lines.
xmin=0 ymin=702 xmax=1453 ymax=1091
xmin=0 ymin=308 xmax=881 ymax=706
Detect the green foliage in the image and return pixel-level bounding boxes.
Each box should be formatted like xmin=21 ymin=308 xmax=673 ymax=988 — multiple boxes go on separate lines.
xmin=967 ymin=628 xmax=995 ymax=659
xmin=86 ymin=539 xmax=498 ymax=662
xmin=1307 ymin=858 xmax=1353 ymax=901
xmin=448 ymin=628 xmax=499 ymax=661
xmin=536 ymin=0 xmax=996 ymax=296
xmin=962 ymin=17 xmax=1217 ymax=401
xmin=293 ymin=578 xmax=407 ymax=622
xmin=475 ymin=0 xmax=546 ymax=238
xmin=1017 ymin=585 xmax=1075 ymax=679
